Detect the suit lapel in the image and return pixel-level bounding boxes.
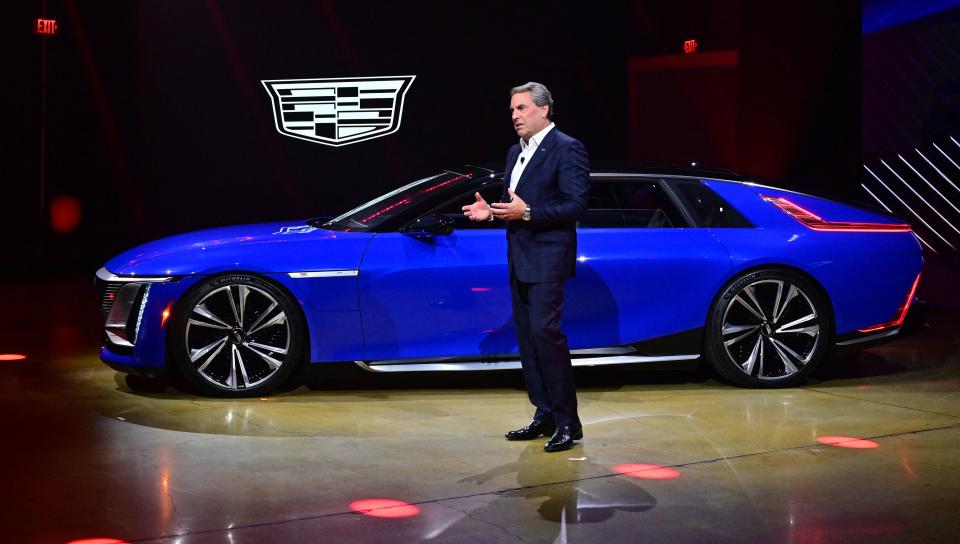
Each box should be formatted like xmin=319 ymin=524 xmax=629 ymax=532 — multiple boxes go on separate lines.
xmin=515 ymin=128 xmax=557 ymax=190
xmin=503 ymin=145 xmax=521 ymax=202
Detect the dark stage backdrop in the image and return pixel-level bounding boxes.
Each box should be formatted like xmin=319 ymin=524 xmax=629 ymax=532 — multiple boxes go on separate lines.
xmin=6 ymin=1 xmax=861 ymax=278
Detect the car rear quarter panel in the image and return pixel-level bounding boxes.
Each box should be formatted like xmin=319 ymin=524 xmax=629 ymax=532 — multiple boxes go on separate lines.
xmin=706 ymin=181 xmax=923 ymax=335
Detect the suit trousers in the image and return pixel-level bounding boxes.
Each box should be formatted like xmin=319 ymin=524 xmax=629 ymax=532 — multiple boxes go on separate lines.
xmin=509 ymin=268 xmax=580 ymax=429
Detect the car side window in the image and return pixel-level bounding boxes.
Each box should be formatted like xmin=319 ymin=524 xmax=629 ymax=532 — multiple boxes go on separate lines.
xmin=580 ymin=179 xmax=687 ymax=228
xmin=672 ymin=180 xmax=753 ymax=228
xmin=428 ymin=181 xmax=505 ymax=230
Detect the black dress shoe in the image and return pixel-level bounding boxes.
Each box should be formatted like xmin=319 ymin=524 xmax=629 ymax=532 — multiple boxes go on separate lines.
xmin=544 ymin=425 xmax=583 ymax=452
xmin=505 ymin=419 xmax=556 ymax=441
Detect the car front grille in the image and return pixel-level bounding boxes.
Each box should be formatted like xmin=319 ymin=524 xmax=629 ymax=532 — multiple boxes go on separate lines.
xmin=101 ymin=282 xmax=123 ymax=317
xmin=101 ymin=283 xmax=150 ymax=351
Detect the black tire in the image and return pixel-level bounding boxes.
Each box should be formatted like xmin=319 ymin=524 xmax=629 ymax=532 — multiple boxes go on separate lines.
xmin=704 ymin=268 xmax=833 ymax=388
xmin=169 ymin=274 xmax=306 ymax=397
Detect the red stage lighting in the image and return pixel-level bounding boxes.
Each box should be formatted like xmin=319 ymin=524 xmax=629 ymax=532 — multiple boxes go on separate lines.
xmin=817 ymin=436 xmax=880 ymax=449
xmin=0 ymin=354 xmax=27 ymax=361
xmin=350 ymin=498 xmax=420 ymax=518
xmin=50 ymin=196 xmax=82 ymax=233
xmin=613 ymin=463 xmax=681 ymax=480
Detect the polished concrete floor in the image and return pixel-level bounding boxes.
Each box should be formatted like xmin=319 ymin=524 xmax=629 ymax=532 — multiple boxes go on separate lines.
xmin=2 ymin=280 xmax=959 ymax=544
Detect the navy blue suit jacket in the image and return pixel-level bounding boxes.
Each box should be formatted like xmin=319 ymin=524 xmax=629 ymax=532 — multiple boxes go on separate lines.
xmin=502 ymin=128 xmax=590 ymax=283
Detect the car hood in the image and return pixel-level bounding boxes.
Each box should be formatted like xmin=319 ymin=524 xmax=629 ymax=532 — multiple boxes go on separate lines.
xmin=104 ymin=221 xmax=374 ymax=277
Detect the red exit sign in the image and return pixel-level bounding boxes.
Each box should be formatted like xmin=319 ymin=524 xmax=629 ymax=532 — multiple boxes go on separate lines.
xmin=34 ymin=18 xmax=58 ymax=36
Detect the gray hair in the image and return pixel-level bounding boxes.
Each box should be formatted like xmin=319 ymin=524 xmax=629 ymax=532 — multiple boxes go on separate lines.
xmin=510 ymin=81 xmax=554 ymax=120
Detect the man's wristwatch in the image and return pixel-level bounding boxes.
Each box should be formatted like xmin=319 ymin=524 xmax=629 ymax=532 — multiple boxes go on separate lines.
xmin=522 ymin=205 xmax=531 ymax=222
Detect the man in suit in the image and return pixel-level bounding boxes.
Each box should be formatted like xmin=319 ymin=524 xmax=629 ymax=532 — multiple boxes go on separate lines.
xmin=462 ymin=82 xmax=590 ymax=452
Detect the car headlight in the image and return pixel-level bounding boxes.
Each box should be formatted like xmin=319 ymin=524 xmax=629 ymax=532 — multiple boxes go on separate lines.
xmin=95 ymin=267 xmax=177 ymax=350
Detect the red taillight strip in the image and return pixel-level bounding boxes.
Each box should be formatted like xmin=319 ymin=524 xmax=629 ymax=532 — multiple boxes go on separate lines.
xmin=858 ymin=273 xmax=921 ymax=333
xmin=761 ymin=195 xmax=912 ymax=232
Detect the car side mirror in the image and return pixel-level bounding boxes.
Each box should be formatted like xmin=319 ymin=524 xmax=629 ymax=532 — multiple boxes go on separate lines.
xmin=401 ymin=214 xmax=454 ymax=236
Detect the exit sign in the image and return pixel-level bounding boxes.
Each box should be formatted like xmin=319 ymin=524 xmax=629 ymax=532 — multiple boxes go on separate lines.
xmin=34 ymin=18 xmax=58 ymax=36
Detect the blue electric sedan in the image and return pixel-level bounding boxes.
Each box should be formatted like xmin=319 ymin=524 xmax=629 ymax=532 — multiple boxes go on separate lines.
xmin=95 ymin=166 xmax=923 ymax=396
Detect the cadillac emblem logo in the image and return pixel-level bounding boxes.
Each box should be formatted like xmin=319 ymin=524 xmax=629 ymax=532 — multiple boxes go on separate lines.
xmin=262 ymin=75 xmax=415 ymax=147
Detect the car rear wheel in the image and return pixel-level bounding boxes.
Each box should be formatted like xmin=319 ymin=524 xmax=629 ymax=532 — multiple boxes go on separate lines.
xmin=705 ymin=269 xmax=832 ymax=388
xmin=170 ymin=274 xmax=305 ymax=397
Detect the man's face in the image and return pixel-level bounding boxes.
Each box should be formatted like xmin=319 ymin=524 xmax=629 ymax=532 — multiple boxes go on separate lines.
xmin=510 ymin=92 xmax=549 ymax=141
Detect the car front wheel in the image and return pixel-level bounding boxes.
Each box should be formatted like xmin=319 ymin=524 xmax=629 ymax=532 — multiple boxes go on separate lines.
xmin=704 ymin=269 xmax=832 ymax=388
xmin=170 ymin=274 xmax=305 ymax=397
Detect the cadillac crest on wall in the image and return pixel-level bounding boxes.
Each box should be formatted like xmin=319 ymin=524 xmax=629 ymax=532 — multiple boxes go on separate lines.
xmin=262 ymin=75 xmax=415 ymax=146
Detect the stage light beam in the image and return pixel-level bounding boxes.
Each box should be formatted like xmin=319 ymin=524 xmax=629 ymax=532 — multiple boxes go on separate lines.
xmin=861 ymin=183 xmax=937 ymax=254
xmin=916 ymin=148 xmax=960 ymax=195
xmin=864 ymin=165 xmax=956 ymax=249
xmin=933 ymin=142 xmax=960 ymax=176
xmin=898 ymin=154 xmax=960 ymax=219
xmin=881 ymin=159 xmax=960 ymax=236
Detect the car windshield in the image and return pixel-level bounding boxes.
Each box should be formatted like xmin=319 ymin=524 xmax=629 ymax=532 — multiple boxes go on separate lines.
xmin=317 ymin=170 xmax=480 ymax=231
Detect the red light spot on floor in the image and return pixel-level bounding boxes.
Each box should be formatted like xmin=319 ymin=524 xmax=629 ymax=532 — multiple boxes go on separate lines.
xmin=50 ymin=196 xmax=82 ymax=233
xmin=0 ymin=354 xmax=27 ymax=361
xmin=613 ymin=463 xmax=681 ymax=479
xmin=817 ymin=436 xmax=880 ymax=449
xmin=350 ymin=498 xmax=420 ymax=518
xmin=65 ymin=539 xmax=128 ymax=544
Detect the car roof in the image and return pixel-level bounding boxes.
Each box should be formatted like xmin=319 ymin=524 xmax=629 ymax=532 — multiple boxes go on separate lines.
xmin=468 ymin=162 xmax=745 ymax=181
xmin=588 ymin=162 xmax=746 ymax=181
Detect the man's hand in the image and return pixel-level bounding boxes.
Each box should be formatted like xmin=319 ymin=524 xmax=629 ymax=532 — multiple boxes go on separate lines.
xmin=491 ymin=189 xmax=527 ymax=221
xmin=462 ymin=192 xmax=493 ymax=221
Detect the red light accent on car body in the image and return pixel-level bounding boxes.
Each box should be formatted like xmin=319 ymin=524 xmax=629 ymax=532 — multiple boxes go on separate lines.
xmin=858 ymin=273 xmax=921 ymax=333
xmin=817 ymin=436 xmax=879 ymax=449
xmin=613 ymin=463 xmax=681 ymax=480
xmin=360 ymin=198 xmax=411 ymax=223
xmin=65 ymin=539 xmax=128 ymax=544
xmin=761 ymin=195 xmax=912 ymax=232
xmin=417 ymin=173 xmax=471 ymax=195
xmin=349 ymin=499 xmax=420 ymax=518
xmin=160 ymin=301 xmax=174 ymax=328
xmin=0 ymin=354 xmax=28 ymax=361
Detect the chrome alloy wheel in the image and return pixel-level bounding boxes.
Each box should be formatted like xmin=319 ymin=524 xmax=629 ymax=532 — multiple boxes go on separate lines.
xmin=720 ymin=279 xmax=821 ymax=380
xmin=184 ymin=284 xmax=290 ymax=390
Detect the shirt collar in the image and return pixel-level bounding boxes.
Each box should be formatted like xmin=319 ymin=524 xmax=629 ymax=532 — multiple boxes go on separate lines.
xmin=520 ymin=123 xmax=555 ymax=151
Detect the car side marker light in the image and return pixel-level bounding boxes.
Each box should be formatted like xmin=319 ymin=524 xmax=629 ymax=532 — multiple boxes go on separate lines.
xmin=760 ymin=195 xmax=912 ymax=232
xmin=858 ymin=273 xmax=921 ymax=333
xmin=160 ymin=301 xmax=174 ymax=328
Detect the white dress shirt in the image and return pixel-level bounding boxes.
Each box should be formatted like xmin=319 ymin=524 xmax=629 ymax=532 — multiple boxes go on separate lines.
xmin=509 ymin=123 xmax=555 ymax=192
